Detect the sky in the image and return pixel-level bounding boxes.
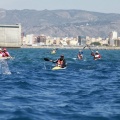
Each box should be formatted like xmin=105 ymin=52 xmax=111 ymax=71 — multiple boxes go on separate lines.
xmin=0 ymin=0 xmax=120 ymax=14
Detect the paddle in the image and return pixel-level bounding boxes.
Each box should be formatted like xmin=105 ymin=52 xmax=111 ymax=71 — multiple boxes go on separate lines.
xmin=78 ymin=45 xmax=86 ymax=54
xmin=44 ymin=58 xmax=54 ymax=62
xmin=44 ymin=58 xmax=51 ymax=61
xmin=83 ymin=45 xmax=86 ymax=50
xmin=87 ymin=44 xmax=93 ymax=52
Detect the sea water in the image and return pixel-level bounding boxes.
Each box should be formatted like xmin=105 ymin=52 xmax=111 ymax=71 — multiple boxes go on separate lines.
xmin=0 ymin=48 xmax=120 ymax=120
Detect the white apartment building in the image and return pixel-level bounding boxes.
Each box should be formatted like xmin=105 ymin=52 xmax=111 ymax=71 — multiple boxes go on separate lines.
xmin=109 ymin=31 xmax=118 ymax=46
xmin=23 ymin=34 xmax=35 ymax=45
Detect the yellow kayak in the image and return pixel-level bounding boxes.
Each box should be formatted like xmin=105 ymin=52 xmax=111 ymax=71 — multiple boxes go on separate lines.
xmin=51 ymin=51 xmax=56 ymax=54
xmin=52 ymin=66 xmax=66 ymax=70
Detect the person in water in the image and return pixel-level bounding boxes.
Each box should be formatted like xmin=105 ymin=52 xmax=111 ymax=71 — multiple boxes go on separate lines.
xmin=91 ymin=51 xmax=101 ymax=60
xmin=51 ymin=55 xmax=67 ymax=68
xmin=2 ymin=48 xmax=11 ymax=57
xmin=77 ymin=50 xmax=83 ymax=60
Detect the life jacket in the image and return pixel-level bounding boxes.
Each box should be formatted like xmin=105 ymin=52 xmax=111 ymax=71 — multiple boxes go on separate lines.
xmin=3 ymin=51 xmax=10 ymax=57
xmin=57 ymin=59 xmax=63 ymax=67
xmin=94 ymin=54 xmax=101 ymax=60
xmin=77 ymin=54 xmax=83 ymax=59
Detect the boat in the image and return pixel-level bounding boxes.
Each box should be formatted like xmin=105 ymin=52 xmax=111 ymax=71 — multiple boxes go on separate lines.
xmin=52 ymin=66 xmax=66 ymax=70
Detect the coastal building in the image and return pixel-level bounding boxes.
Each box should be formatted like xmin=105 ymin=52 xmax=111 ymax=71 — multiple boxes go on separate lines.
xmin=69 ymin=38 xmax=78 ymax=46
xmin=37 ymin=34 xmax=46 ymax=45
xmin=0 ymin=24 xmax=22 ymax=47
xmin=77 ymin=36 xmax=86 ymax=45
xmin=60 ymin=40 xmax=68 ymax=46
xmin=53 ymin=38 xmax=61 ymax=45
xmin=78 ymin=36 xmax=81 ymax=45
xmin=46 ymin=39 xmax=53 ymax=45
xmin=86 ymin=36 xmax=108 ymax=46
xmin=45 ymin=37 xmax=60 ymax=45
xmin=91 ymin=37 xmax=96 ymax=43
xmin=100 ymin=38 xmax=109 ymax=46
xmin=86 ymin=36 xmax=91 ymax=45
xmin=114 ymin=40 xmax=120 ymax=46
xmin=108 ymin=31 xmax=117 ymax=46
xmin=45 ymin=36 xmax=53 ymax=45
xmin=26 ymin=34 xmax=35 ymax=45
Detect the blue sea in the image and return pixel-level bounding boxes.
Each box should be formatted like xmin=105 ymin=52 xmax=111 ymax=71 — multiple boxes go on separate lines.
xmin=0 ymin=48 xmax=120 ymax=120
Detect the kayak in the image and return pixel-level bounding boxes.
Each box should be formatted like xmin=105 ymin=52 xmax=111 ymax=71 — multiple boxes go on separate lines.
xmin=0 ymin=57 xmax=12 ymax=60
xmin=52 ymin=66 xmax=66 ymax=70
xmin=94 ymin=58 xmax=101 ymax=60
xmin=51 ymin=51 xmax=56 ymax=54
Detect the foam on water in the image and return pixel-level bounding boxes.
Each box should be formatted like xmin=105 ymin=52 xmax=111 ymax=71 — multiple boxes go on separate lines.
xmin=0 ymin=60 xmax=11 ymax=75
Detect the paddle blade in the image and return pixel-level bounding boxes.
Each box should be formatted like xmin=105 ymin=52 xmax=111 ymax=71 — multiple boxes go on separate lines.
xmin=44 ymin=58 xmax=50 ymax=61
xmin=83 ymin=46 xmax=86 ymax=49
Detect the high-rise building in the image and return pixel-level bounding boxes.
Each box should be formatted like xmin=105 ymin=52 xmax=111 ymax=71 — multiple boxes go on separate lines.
xmin=78 ymin=36 xmax=81 ymax=45
xmin=108 ymin=31 xmax=117 ymax=46
xmin=78 ymin=36 xmax=86 ymax=45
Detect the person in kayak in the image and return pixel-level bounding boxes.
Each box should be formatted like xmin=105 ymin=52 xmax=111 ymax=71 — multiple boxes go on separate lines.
xmin=77 ymin=50 xmax=83 ymax=60
xmin=51 ymin=49 xmax=56 ymax=54
xmin=50 ymin=55 xmax=67 ymax=68
xmin=91 ymin=51 xmax=101 ymax=60
xmin=2 ymin=48 xmax=11 ymax=57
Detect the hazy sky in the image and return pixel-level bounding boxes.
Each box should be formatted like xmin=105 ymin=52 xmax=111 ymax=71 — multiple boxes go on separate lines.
xmin=0 ymin=0 xmax=120 ymax=14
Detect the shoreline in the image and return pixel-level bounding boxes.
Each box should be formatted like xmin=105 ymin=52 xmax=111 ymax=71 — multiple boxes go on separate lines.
xmin=21 ymin=45 xmax=120 ymax=50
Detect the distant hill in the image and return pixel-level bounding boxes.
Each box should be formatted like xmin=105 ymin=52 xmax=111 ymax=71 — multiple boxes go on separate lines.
xmin=0 ymin=9 xmax=120 ymax=37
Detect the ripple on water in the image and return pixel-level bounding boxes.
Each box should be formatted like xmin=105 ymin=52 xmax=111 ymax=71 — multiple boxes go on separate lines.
xmin=0 ymin=49 xmax=120 ymax=120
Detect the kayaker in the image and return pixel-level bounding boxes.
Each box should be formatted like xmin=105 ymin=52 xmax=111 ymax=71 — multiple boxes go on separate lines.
xmin=2 ymin=48 xmax=11 ymax=57
xmin=51 ymin=49 xmax=56 ymax=54
xmin=51 ymin=55 xmax=67 ymax=68
xmin=91 ymin=51 xmax=101 ymax=60
xmin=77 ymin=50 xmax=83 ymax=60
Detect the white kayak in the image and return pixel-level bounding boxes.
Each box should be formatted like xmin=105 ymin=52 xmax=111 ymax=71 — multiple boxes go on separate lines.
xmin=52 ymin=66 xmax=66 ymax=70
xmin=94 ymin=58 xmax=101 ymax=60
xmin=0 ymin=57 xmax=13 ymax=60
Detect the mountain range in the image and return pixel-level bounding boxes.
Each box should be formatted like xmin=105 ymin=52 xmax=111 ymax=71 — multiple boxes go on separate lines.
xmin=0 ymin=8 xmax=120 ymax=37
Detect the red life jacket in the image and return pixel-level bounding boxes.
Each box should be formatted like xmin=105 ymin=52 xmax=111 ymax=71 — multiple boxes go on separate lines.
xmin=94 ymin=54 xmax=101 ymax=60
xmin=77 ymin=54 xmax=83 ymax=59
xmin=3 ymin=51 xmax=10 ymax=57
xmin=57 ymin=59 xmax=63 ymax=67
